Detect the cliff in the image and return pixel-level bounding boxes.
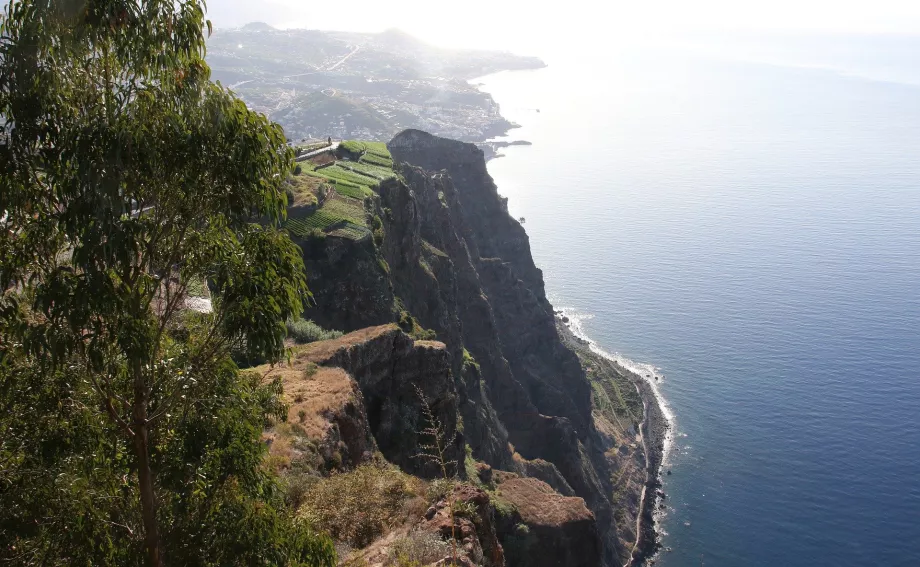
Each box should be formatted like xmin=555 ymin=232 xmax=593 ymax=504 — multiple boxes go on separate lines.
xmin=283 ymin=131 xmax=659 ymax=566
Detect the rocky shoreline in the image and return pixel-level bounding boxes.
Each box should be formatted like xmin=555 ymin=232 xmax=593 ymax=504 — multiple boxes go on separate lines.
xmin=555 ymin=315 xmax=670 ymax=566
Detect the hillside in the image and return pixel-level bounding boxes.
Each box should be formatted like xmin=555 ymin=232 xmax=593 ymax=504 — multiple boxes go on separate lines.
xmin=264 ymin=131 xmax=666 ymax=566
xmin=206 ymin=26 xmax=545 ymax=142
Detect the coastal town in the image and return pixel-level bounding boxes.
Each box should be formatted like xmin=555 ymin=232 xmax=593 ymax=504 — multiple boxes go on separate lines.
xmin=206 ymin=24 xmax=545 ymax=143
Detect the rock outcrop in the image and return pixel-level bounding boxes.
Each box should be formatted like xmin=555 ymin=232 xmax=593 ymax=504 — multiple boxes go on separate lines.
xmin=422 ymin=484 xmax=506 ymax=567
xmin=494 ymin=477 xmax=601 ymax=567
xmin=295 ymin=324 xmax=463 ymax=478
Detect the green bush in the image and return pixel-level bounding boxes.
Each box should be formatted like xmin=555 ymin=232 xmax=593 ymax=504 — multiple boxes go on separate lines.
xmin=286 ymin=319 xmax=343 ymax=344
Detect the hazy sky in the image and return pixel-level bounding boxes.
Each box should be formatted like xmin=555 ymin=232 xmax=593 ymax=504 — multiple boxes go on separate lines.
xmin=207 ymin=0 xmax=920 ymax=52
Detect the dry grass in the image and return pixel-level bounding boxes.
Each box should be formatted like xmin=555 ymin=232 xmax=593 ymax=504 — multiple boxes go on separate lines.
xmin=286 ymin=173 xmax=323 ymax=208
xmin=299 ymin=463 xmax=423 ymax=548
xmin=295 ymin=324 xmax=399 ymax=365
xmin=258 ymin=363 xmax=358 ymax=442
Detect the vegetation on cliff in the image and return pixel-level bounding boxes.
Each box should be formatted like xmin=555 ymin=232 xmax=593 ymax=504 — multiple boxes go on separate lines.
xmin=0 ymin=1 xmax=332 ymax=564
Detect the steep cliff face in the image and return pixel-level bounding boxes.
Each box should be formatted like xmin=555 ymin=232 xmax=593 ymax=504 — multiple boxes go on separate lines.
xmin=388 ymin=130 xmax=621 ymax=565
xmin=291 ymin=130 xmax=649 ymax=565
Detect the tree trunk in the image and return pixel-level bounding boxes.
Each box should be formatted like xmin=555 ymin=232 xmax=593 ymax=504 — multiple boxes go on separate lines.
xmin=133 ymin=364 xmax=163 ymax=567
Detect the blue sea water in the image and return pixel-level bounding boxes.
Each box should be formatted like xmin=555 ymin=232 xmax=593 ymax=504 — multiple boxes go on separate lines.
xmin=478 ymin=37 xmax=920 ymax=566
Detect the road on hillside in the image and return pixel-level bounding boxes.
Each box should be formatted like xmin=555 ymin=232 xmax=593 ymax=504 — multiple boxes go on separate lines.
xmin=295 ymin=142 xmax=339 ymax=162
xmin=326 ymin=46 xmax=360 ymax=71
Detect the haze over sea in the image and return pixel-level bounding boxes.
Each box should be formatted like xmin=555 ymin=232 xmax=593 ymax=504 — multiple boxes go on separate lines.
xmin=478 ymin=34 xmax=920 ymax=566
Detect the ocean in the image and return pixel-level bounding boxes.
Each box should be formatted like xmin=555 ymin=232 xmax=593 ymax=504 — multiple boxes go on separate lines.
xmin=477 ymin=35 xmax=920 ymax=566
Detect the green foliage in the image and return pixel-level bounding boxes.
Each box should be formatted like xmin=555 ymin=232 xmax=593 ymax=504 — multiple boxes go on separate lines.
xmin=502 ymin=523 xmax=536 ymax=566
xmin=372 ymin=215 xmax=385 ymax=246
xmin=186 ymin=276 xmax=208 ymax=297
xmin=286 ymin=319 xmax=343 ymax=344
xmin=464 ymin=451 xmax=481 ymax=488
xmin=0 ymin=1 xmax=331 ymax=564
xmin=422 ymin=240 xmax=448 ymax=258
xmin=461 ymin=349 xmax=481 ymax=374
xmin=426 ymin=478 xmax=455 ymax=504
xmin=450 ymin=499 xmax=478 ymax=520
xmin=0 ymin=343 xmax=336 ymax=566
xmin=490 ymin=493 xmax=518 ymax=521
xmin=398 ymin=311 xmax=437 ymax=341
xmin=299 ymin=464 xmax=419 ymax=549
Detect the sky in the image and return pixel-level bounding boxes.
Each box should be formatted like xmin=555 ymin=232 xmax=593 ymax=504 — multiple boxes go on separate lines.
xmin=206 ymin=0 xmax=920 ymax=53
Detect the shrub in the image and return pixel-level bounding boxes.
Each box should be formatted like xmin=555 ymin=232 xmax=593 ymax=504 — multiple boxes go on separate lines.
xmin=426 ymin=478 xmax=454 ymax=504
xmin=286 ymin=319 xmax=343 ymax=344
xmin=299 ymin=464 xmax=419 ymax=548
xmin=387 ymin=531 xmax=450 ymax=566
xmin=397 ymin=311 xmax=437 ymax=341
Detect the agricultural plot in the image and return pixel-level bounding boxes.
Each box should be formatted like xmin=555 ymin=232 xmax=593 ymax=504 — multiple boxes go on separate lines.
xmin=322 ymin=195 xmax=365 ymax=224
xmin=318 ymin=165 xmax=381 ymax=188
xmin=283 ymin=210 xmax=345 ymax=236
xmin=339 ymin=140 xmax=366 ymax=154
xmin=338 ymin=161 xmax=394 ymax=180
xmin=359 ymin=152 xmax=393 ymax=168
xmin=334 ymin=183 xmax=374 ymax=200
xmin=327 ymin=222 xmax=371 ymax=241
xmin=362 ymin=141 xmax=390 ymax=158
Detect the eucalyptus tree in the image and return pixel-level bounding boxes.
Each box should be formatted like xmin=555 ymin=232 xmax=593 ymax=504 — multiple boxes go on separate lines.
xmin=0 ymin=1 xmax=331 ymax=565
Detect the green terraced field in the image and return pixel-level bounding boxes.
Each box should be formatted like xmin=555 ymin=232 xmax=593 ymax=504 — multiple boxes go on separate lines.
xmin=319 ymin=165 xmax=380 ymax=188
xmin=327 ymin=222 xmax=371 ymax=240
xmin=283 ymin=210 xmax=345 ymax=236
xmin=334 ymin=183 xmax=374 ymax=200
xmin=339 ymin=140 xmax=366 ymax=154
xmin=322 ymin=196 xmax=365 ymax=224
xmin=363 ymin=141 xmax=390 ymax=158
xmin=359 ymin=152 xmax=393 ymax=168
xmin=338 ymin=161 xmax=393 ymax=180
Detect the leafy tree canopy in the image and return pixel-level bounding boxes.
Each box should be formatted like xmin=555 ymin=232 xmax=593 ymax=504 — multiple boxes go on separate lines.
xmin=0 ymin=1 xmax=333 ymax=565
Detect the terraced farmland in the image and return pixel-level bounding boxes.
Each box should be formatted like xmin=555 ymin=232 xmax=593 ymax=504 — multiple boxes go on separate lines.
xmin=327 ymin=222 xmax=371 ymax=241
xmin=333 ymin=182 xmax=374 ymax=200
xmin=359 ymin=152 xmax=393 ymax=168
xmin=316 ymin=165 xmax=379 ymax=188
xmin=337 ymin=161 xmax=393 ymax=180
xmin=362 ymin=141 xmax=390 ymax=157
xmin=282 ymin=141 xmax=395 ymax=242
xmin=322 ymin=196 xmax=365 ymax=224
xmin=283 ymin=210 xmax=346 ymax=236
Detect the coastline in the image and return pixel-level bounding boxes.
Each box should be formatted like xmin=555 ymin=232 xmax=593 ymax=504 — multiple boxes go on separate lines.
xmin=555 ymin=312 xmax=673 ymax=566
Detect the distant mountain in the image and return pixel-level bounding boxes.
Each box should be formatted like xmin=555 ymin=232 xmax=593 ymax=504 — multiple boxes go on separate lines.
xmin=240 ymin=21 xmax=275 ymax=32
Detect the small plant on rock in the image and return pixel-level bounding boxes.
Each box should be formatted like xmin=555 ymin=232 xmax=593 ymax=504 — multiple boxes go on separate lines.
xmin=413 ymin=386 xmax=459 ymax=566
